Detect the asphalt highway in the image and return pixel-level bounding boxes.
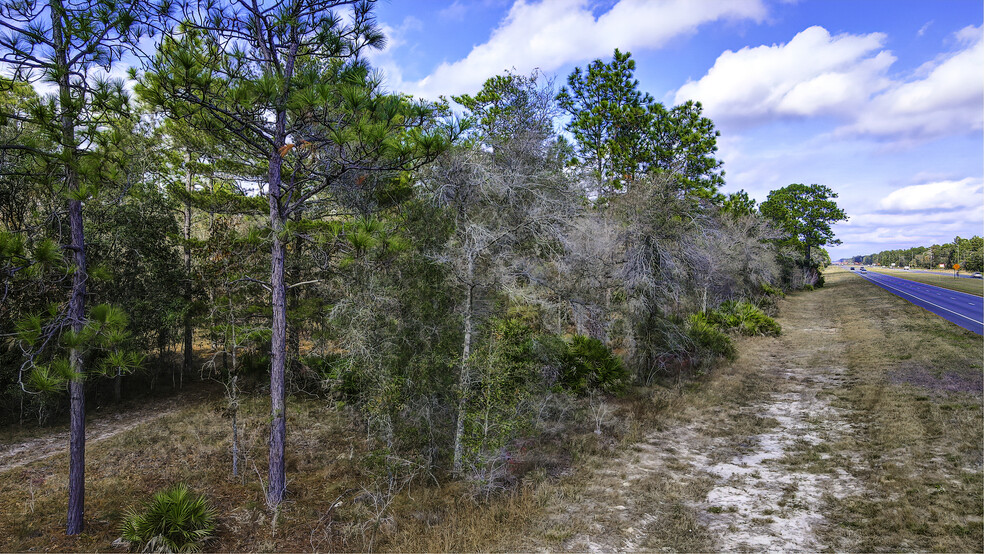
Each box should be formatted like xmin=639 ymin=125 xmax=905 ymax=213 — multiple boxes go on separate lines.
xmin=884 ymin=268 xmax=983 ymax=280
xmin=856 ymin=271 xmax=983 ymax=335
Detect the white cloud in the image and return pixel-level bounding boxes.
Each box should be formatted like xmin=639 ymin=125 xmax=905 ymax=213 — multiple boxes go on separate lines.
xmin=395 ymin=0 xmax=767 ymax=99
xmin=439 ymin=1 xmax=468 ymax=21
xmin=955 ymin=24 xmax=981 ymax=45
xmin=674 ymin=26 xmax=893 ymax=124
xmin=878 ymin=178 xmax=984 ymax=213
xmin=834 ymin=201 xmax=983 ymax=256
xmin=371 ymin=16 xmax=423 ymax=94
xmin=842 ymin=26 xmax=983 ymax=141
xmin=675 ymin=24 xmax=984 ymax=143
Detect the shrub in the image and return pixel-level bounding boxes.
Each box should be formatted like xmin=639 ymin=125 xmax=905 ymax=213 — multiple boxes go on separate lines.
xmin=760 ymin=282 xmax=785 ymax=298
xmin=687 ymin=312 xmax=735 ymax=361
xmin=709 ymin=301 xmax=781 ymax=337
xmin=306 ymin=354 xmax=368 ymax=403
xmin=559 ymin=334 xmax=629 ymax=395
xmin=120 ymin=484 xmax=217 ymax=553
xmin=478 ymin=307 xmax=628 ymax=396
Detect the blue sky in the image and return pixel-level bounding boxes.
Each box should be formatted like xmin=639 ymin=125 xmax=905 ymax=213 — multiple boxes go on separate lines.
xmin=369 ymin=0 xmax=983 ymax=261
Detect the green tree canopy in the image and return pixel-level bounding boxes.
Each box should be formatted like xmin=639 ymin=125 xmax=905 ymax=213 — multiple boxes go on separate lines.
xmin=556 ymin=49 xmax=650 ymax=193
xmin=760 ymin=183 xmax=847 ymax=268
xmin=557 ymin=49 xmax=724 ymax=199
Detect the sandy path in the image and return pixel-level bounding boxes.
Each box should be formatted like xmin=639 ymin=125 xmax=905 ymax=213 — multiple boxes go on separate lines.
xmin=554 ymin=291 xmax=864 ymax=552
xmin=0 ymin=394 xmax=197 ymax=474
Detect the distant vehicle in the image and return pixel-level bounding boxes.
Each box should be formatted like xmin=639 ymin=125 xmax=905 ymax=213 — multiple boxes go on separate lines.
xmin=903 ymin=266 xmax=910 ymax=270
xmin=973 ymin=272 xmax=983 ymax=279
xmin=860 ymin=267 xmax=867 ymax=272
xmin=850 ymin=266 xmax=855 ymax=270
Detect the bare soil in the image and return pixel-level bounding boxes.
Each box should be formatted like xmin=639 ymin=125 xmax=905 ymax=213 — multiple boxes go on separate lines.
xmin=542 ymin=283 xmax=866 ymax=552
xmin=0 ymin=393 xmax=201 ymax=475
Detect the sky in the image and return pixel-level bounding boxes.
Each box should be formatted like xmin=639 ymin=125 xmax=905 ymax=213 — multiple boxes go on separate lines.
xmin=368 ymin=0 xmax=983 ymax=261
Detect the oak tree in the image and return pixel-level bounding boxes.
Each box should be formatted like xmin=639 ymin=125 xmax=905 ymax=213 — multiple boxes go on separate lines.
xmin=760 ymin=183 xmax=847 ymax=272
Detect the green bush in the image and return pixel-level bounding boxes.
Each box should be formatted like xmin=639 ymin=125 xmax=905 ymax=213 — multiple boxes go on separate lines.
xmin=479 ymin=307 xmax=628 ymax=396
xmin=120 ymin=484 xmax=217 ymax=553
xmin=687 ymin=312 xmax=735 ymax=360
xmin=306 ymin=354 xmax=368 ymax=402
xmin=760 ymin=282 xmax=785 ymax=298
xmin=708 ymin=301 xmax=781 ymax=337
xmin=559 ymin=334 xmax=629 ymax=395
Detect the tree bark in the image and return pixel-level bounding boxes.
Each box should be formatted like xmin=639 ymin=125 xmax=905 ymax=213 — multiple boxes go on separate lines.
xmin=452 ymin=256 xmax=475 ymax=475
xmin=287 ymin=210 xmax=302 ymax=379
xmin=267 ymin=144 xmax=288 ymax=507
xmin=66 ymin=188 xmax=86 ymax=536
xmin=231 ymin=374 xmax=239 ymax=477
xmin=52 ymin=0 xmax=86 ymax=534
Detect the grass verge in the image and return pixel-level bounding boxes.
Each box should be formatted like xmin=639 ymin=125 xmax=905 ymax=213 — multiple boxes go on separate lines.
xmin=817 ymin=267 xmax=983 ymax=551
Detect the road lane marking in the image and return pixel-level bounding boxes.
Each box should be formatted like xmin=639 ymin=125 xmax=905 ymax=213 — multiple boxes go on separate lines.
xmin=861 ymin=275 xmax=984 ymax=325
xmin=868 ymin=272 xmax=983 ymax=302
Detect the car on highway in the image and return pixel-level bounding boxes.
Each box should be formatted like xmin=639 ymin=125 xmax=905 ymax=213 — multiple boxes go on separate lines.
xmin=859 ymin=267 xmax=867 ymax=272
xmin=904 ymin=266 xmax=910 ymax=270
xmin=850 ymin=266 xmax=855 ymax=270
xmin=973 ymin=272 xmax=983 ymax=279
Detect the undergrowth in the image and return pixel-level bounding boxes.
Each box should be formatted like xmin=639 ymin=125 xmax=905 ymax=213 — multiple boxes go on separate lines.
xmin=120 ymin=484 xmax=217 ymax=553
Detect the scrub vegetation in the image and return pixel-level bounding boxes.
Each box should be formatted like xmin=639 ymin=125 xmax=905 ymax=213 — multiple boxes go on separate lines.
xmin=3 ymin=1 xmax=974 ymax=553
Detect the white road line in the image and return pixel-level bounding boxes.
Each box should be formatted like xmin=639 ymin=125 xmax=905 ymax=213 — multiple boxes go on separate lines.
xmin=870 ymin=272 xmax=983 ymax=301
xmin=861 ymin=275 xmax=984 ymax=325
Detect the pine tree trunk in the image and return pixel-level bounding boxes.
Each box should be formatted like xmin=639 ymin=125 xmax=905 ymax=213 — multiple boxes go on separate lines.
xmin=228 ymin=297 xmax=239 ymax=477
xmin=267 ymin=146 xmax=288 ymax=507
xmin=66 ymin=198 xmax=87 ymax=535
xmin=231 ymin=375 xmax=239 ymax=477
xmin=52 ymin=0 xmax=86 ymax=534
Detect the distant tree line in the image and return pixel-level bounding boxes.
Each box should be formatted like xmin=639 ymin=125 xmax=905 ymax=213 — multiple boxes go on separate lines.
xmin=852 ymin=236 xmax=983 ymax=272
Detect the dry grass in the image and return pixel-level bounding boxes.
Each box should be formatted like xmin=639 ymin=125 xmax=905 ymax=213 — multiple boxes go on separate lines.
xmin=0 ymin=393 xmax=373 ymax=552
xmin=816 ymin=267 xmax=983 ymax=552
xmin=865 ymin=267 xmax=984 ymax=296
xmin=515 ymin=269 xmax=981 ymax=551
xmin=0 ymin=380 xmax=616 ymax=552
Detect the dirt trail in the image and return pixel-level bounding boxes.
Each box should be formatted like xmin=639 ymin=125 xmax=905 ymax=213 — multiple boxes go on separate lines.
xmin=0 ymin=394 xmax=197 ymax=474
xmin=553 ymin=290 xmax=864 ymax=552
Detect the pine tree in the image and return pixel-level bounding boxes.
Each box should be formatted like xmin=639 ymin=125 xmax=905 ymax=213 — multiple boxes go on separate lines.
xmin=143 ymin=0 xmax=450 ymax=507
xmin=0 ymin=0 xmax=161 ymax=534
